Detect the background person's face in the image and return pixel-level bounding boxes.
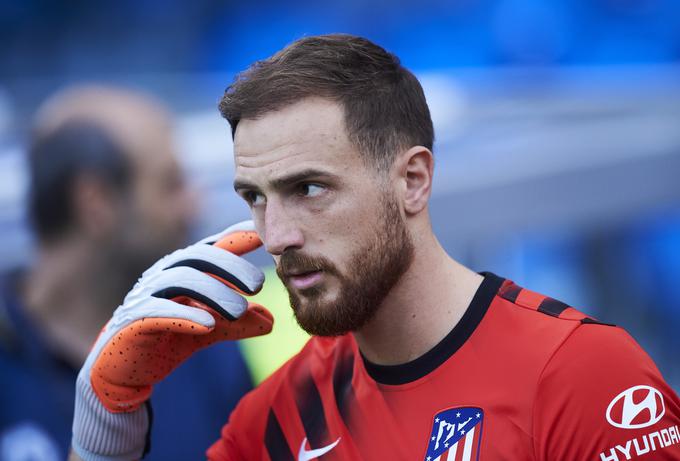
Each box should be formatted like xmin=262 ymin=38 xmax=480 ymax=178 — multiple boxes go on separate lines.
xmin=114 ymin=119 xmax=196 ymax=280
xmin=233 ymin=98 xmax=414 ymax=336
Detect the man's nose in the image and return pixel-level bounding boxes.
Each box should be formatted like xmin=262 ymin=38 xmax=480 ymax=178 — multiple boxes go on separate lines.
xmin=262 ymin=201 xmax=304 ymax=256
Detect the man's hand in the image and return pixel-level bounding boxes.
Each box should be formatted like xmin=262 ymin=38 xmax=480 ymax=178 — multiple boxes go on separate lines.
xmin=71 ymin=221 xmax=273 ymax=461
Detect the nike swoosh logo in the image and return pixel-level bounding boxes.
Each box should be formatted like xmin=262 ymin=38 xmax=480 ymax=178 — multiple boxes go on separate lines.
xmin=297 ymin=437 xmax=341 ymax=461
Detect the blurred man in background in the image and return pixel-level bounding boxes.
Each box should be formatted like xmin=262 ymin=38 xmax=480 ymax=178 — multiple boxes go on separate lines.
xmin=0 ymin=86 xmax=253 ymax=461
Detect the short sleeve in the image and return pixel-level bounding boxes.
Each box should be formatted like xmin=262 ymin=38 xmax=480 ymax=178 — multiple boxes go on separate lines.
xmin=206 ymin=428 xmax=240 ymax=460
xmin=206 ymin=402 xmax=242 ymax=460
xmin=206 ymin=388 xmax=264 ymax=461
xmin=533 ymin=323 xmax=680 ymax=460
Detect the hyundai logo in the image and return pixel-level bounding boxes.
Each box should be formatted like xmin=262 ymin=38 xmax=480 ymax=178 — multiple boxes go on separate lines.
xmin=606 ymin=385 xmax=665 ymax=429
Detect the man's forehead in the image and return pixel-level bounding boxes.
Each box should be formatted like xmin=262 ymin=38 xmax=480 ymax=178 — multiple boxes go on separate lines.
xmin=233 ymin=98 xmax=348 ymax=156
xmin=232 ymin=98 xmax=358 ymax=178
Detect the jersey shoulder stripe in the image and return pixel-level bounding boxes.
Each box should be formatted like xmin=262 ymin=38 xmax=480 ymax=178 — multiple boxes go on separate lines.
xmin=498 ymin=279 xmax=614 ymax=326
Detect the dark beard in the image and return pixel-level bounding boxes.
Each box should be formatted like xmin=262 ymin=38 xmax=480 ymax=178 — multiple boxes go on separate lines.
xmin=276 ymin=194 xmax=414 ymax=337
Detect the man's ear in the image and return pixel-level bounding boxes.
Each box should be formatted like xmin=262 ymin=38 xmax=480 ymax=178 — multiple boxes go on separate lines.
xmin=72 ymin=174 xmax=121 ymax=240
xmin=393 ymin=146 xmax=434 ymax=215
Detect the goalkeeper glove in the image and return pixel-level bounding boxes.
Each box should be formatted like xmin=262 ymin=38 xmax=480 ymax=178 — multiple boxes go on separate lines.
xmin=72 ymin=221 xmax=273 ymax=461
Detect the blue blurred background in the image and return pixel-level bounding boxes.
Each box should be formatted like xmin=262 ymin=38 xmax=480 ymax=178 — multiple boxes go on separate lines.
xmin=0 ymin=0 xmax=679 ymax=390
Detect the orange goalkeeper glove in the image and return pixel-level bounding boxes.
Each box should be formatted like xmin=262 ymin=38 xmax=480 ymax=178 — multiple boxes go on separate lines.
xmin=72 ymin=221 xmax=272 ymax=460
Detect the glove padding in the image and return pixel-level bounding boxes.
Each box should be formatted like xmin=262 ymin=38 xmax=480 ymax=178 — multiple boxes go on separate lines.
xmin=73 ymin=221 xmax=272 ymax=460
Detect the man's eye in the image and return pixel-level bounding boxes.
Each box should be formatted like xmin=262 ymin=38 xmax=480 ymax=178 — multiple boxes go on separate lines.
xmin=301 ymin=184 xmax=324 ymax=197
xmin=244 ymin=191 xmax=265 ymax=206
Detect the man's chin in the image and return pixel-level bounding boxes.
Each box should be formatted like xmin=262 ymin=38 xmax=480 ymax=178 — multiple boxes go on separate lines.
xmin=289 ymin=300 xmax=351 ymax=337
xmin=294 ymin=318 xmax=353 ymax=338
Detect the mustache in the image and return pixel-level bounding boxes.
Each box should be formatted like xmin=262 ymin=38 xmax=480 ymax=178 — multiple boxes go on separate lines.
xmin=276 ymin=251 xmax=338 ymax=278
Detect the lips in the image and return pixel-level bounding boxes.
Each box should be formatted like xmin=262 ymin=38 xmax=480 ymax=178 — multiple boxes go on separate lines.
xmin=287 ymin=270 xmax=323 ymax=290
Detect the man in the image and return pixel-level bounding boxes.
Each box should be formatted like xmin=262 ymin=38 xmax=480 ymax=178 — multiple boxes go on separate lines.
xmin=71 ymin=35 xmax=680 ymax=460
xmin=0 ymin=86 xmax=253 ymax=460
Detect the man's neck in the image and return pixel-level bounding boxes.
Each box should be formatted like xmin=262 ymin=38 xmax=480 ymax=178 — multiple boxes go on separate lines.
xmin=24 ymin=240 xmax=121 ymax=367
xmin=353 ymin=233 xmax=483 ymax=366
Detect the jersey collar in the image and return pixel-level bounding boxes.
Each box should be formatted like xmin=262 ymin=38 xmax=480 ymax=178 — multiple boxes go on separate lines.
xmin=361 ymin=272 xmax=504 ymax=385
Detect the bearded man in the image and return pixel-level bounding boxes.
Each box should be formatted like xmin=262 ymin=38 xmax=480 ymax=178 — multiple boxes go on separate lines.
xmin=70 ymin=35 xmax=680 ymax=461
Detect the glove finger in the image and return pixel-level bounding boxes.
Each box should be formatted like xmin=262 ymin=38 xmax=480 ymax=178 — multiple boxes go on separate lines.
xmin=198 ymin=302 xmax=274 ymax=348
xmin=238 ymin=303 xmax=274 ymax=338
xmin=157 ymin=244 xmax=264 ymax=296
xmin=212 ymin=229 xmax=261 ymax=257
xmin=140 ymin=266 xmax=248 ymax=320
xmin=112 ymin=296 xmax=217 ymax=331
xmin=198 ymin=220 xmax=257 ymax=246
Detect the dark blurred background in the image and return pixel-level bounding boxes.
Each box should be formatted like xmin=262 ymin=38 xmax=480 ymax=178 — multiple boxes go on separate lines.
xmin=0 ymin=0 xmax=679 ymax=392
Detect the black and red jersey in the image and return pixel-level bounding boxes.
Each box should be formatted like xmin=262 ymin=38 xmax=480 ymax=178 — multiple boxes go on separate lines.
xmin=207 ymin=273 xmax=680 ymax=460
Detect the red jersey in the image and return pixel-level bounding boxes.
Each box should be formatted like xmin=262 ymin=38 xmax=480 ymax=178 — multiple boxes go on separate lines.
xmin=207 ymin=273 xmax=680 ymax=460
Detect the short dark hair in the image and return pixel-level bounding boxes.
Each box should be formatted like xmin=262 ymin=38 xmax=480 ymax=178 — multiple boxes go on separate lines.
xmin=219 ymin=34 xmax=434 ymax=170
xmin=27 ymin=121 xmax=131 ymax=242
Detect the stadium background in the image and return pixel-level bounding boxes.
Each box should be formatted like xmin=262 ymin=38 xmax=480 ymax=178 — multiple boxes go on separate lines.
xmin=0 ymin=0 xmax=678 ymax=389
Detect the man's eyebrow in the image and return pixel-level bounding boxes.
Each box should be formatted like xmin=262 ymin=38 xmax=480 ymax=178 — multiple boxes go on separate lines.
xmin=233 ymin=178 xmax=258 ymax=193
xmin=234 ymin=169 xmax=338 ymax=192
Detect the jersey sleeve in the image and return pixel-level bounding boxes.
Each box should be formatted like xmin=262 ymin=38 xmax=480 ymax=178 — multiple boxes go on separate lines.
xmin=533 ymin=322 xmax=680 ymax=460
xmin=206 ymin=393 xmax=249 ymax=461
xmin=206 ymin=386 xmax=269 ymax=461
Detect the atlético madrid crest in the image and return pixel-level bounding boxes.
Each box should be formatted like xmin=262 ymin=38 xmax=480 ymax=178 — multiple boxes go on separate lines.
xmin=423 ymin=407 xmax=483 ymax=461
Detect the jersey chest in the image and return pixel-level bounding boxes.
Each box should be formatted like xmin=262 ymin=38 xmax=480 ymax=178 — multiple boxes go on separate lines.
xmin=268 ymin=358 xmax=537 ymax=461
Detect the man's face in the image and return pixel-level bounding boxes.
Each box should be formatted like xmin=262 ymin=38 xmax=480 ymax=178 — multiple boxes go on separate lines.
xmin=233 ymin=98 xmax=414 ymax=336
